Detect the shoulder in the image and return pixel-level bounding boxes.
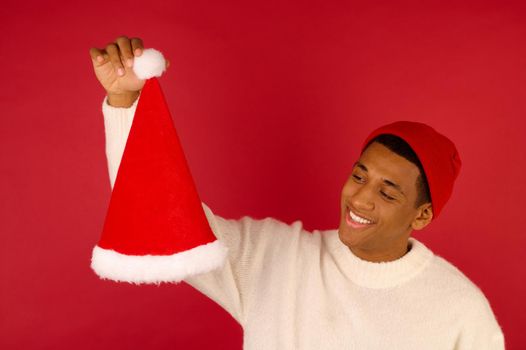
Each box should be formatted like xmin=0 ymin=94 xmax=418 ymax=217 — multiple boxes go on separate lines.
xmin=423 ymin=251 xmax=485 ymax=300
xmin=416 ymin=243 xmax=504 ymax=338
xmin=430 ymin=254 xmax=484 ymax=295
xmin=201 ymin=202 xmax=317 ymax=249
xmin=424 ymin=249 xmax=499 ymax=321
xmin=427 ymin=254 xmax=506 ymax=347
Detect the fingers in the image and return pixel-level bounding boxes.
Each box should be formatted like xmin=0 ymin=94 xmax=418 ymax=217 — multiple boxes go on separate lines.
xmin=90 ymin=36 xmax=169 ymax=75
xmin=105 ymin=43 xmax=125 ymax=76
xmin=89 ymin=36 xmax=140 ymax=76
xmin=89 ymin=47 xmax=106 ymax=66
xmin=116 ymin=36 xmax=134 ymax=68
xmin=130 ymin=37 xmax=144 ymax=57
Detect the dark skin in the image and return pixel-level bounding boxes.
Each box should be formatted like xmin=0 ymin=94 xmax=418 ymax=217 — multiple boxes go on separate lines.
xmin=338 ymin=142 xmax=434 ymax=262
xmin=88 ymin=35 xmax=170 ymax=107
xmin=89 ymin=37 xmax=429 ymax=262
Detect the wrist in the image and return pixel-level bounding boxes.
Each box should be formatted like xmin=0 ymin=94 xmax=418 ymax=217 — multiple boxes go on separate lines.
xmin=107 ymin=91 xmax=140 ymax=108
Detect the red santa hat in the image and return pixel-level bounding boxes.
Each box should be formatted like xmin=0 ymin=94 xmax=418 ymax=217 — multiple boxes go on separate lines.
xmin=91 ymin=48 xmax=228 ymax=284
xmin=361 ymin=121 xmax=462 ymax=220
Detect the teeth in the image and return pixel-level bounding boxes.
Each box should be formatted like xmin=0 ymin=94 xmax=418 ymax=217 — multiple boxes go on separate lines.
xmin=349 ymin=209 xmax=372 ymax=224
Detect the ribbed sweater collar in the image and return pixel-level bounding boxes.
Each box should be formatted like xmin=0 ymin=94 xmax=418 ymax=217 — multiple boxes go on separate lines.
xmin=326 ymin=230 xmax=434 ymax=289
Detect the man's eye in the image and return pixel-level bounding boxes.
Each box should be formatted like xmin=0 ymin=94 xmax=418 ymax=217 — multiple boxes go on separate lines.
xmin=380 ymin=191 xmax=395 ymax=200
xmin=352 ymin=174 xmax=362 ymax=181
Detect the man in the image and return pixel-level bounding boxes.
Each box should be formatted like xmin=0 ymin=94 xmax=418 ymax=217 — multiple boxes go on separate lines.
xmin=90 ymin=36 xmax=505 ymax=349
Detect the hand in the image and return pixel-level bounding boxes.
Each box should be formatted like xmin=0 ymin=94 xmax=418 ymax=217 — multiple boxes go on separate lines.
xmin=89 ymin=35 xmax=170 ymax=96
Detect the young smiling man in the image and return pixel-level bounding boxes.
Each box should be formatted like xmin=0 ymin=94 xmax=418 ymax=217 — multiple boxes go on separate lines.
xmin=339 ymin=135 xmax=434 ymax=263
xmin=91 ymin=37 xmax=504 ymax=349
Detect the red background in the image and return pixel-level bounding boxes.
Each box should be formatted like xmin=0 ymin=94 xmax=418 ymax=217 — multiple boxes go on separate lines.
xmin=1 ymin=0 xmax=524 ymax=348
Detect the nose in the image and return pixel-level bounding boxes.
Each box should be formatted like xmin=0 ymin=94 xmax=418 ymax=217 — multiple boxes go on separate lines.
xmin=350 ymin=184 xmax=375 ymax=211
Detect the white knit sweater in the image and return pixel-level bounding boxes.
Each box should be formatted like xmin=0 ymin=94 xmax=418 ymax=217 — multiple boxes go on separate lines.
xmin=101 ymin=94 xmax=505 ymax=349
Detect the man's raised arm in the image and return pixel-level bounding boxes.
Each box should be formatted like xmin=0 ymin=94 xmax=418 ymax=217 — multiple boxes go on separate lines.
xmin=89 ymin=36 xmax=279 ymax=327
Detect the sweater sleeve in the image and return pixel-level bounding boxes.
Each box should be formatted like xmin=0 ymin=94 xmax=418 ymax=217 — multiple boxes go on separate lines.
xmin=184 ymin=206 xmax=264 ymax=326
xmin=101 ymin=94 xmax=140 ymax=189
xmin=101 ymin=94 xmax=268 ymax=326
xmin=454 ymin=292 xmax=506 ymax=350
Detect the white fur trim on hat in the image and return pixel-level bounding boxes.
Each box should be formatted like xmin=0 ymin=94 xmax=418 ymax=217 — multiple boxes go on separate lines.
xmin=132 ymin=48 xmax=167 ymax=80
xmin=90 ymin=239 xmax=228 ymax=285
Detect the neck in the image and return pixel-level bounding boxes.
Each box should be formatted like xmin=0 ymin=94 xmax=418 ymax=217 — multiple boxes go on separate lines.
xmin=328 ymin=232 xmax=434 ymax=289
xmin=349 ymin=240 xmax=411 ymax=263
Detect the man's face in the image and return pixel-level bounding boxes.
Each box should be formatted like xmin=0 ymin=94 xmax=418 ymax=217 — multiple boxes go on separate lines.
xmin=338 ymin=142 xmax=430 ymax=258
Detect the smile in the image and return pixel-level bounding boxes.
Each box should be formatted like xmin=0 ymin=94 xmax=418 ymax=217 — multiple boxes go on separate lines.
xmin=345 ymin=206 xmax=376 ymax=228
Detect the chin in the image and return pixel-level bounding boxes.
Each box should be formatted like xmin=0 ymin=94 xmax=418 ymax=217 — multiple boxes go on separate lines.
xmin=337 ymin=224 xmax=357 ymax=248
xmin=338 ymin=218 xmax=373 ymax=250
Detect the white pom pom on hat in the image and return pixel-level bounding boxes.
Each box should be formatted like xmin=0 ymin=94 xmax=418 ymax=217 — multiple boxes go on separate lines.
xmin=132 ymin=48 xmax=167 ymax=79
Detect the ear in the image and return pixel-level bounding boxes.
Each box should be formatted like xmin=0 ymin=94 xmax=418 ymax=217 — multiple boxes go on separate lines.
xmin=411 ymin=203 xmax=433 ymax=230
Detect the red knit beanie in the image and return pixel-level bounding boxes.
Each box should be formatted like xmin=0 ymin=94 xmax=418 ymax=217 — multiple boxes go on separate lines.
xmin=361 ymin=121 xmax=462 ymax=220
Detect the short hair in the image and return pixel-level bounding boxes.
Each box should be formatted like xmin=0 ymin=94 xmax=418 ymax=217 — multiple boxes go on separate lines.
xmin=362 ymin=134 xmax=431 ymax=208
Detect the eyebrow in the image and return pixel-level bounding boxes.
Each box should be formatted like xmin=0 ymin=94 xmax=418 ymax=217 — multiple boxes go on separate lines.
xmin=353 ymin=161 xmax=406 ymax=197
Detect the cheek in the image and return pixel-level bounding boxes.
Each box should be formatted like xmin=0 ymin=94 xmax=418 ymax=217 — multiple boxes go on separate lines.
xmin=383 ymin=205 xmax=413 ymax=227
xmin=342 ymin=181 xmax=358 ymax=195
